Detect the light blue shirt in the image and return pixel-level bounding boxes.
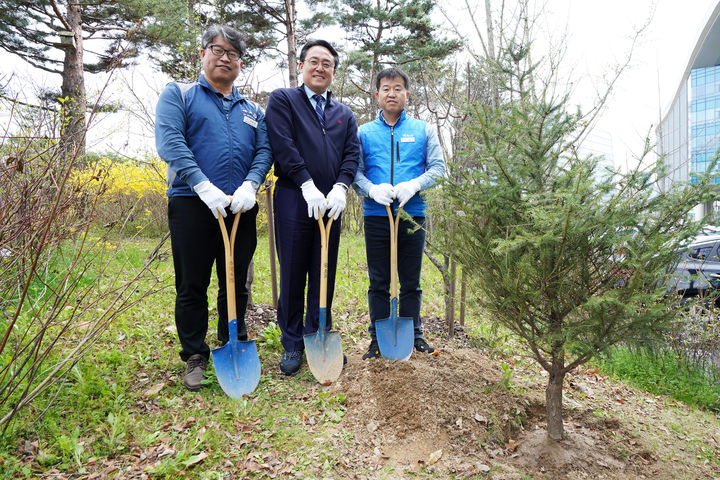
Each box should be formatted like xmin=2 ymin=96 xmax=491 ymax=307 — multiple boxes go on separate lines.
xmin=303 ymin=85 xmax=327 ymax=111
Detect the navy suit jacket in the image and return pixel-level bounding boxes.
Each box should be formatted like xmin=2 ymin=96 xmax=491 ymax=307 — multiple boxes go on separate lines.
xmin=265 ymin=86 xmax=360 ymax=194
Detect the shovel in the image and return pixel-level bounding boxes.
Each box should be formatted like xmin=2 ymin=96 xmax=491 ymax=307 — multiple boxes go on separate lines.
xmin=211 ymin=209 xmax=261 ymax=398
xmin=304 ymin=216 xmax=344 ymax=384
xmin=375 ymin=205 xmax=414 ymax=361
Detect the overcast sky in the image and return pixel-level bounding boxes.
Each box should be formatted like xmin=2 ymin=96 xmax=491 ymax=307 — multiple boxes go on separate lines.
xmin=1 ymin=0 xmax=718 ymax=164
xmin=546 ymin=0 xmax=717 ymax=168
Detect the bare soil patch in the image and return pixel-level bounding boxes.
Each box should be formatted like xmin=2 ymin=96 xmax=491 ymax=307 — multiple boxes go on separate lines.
xmin=328 ymin=333 xmax=720 ymax=479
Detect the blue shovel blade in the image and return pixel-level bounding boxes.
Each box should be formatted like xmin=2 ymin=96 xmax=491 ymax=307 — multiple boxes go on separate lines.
xmin=304 ymin=307 xmax=343 ymax=384
xmin=375 ymin=297 xmax=413 ymax=361
xmin=211 ymin=320 xmax=261 ymax=399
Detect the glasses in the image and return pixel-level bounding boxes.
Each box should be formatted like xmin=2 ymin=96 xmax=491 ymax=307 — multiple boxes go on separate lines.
xmin=206 ymin=44 xmax=241 ymax=61
xmin=380 ymin=86 xmax=405 ymax=94
xmin=305 ymin=58 xmax=334 ymax=71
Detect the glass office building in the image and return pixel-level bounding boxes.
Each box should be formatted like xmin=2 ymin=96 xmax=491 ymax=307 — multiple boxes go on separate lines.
xmin=657 ymin=2 xmax=720 ymax=216
xmin=690 ymin=65 xmax=720 ymax=184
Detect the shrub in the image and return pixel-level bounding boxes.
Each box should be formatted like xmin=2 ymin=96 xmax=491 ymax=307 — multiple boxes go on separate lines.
xmin=0 ymin=115 xmax=165 ymax=428
xmin=72 ymin=153 xmax=168 ymax=237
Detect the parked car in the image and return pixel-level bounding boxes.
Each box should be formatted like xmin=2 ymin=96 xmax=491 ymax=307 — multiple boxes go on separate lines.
xmin=669 ymin=233 xmax=720 ymax=301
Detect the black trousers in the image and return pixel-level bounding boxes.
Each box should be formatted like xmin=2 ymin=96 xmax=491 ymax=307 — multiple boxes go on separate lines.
xmin=274 ymin=183 xmax=341 ymax=352
xmin=364 ymin=215 xmax=426 ymax=341
xmin=168 ymin=196 xmax=258 ymax=361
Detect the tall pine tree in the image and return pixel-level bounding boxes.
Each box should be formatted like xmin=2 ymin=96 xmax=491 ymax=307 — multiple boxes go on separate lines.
xmin=336 ymin=0 xmax=459 ymax=118
xmin=0 ymin=0 xmax=143 ymax=156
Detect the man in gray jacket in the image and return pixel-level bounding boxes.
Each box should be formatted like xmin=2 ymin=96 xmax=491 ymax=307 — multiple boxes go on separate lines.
xmin=155 ymin=25 xmax=272 ymax=390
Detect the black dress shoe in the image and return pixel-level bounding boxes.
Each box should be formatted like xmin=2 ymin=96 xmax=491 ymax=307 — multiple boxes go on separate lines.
xmin=279 ymin=350 xmax=302 ymax=375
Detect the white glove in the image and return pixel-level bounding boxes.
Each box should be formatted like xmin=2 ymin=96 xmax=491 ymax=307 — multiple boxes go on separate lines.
xmin=394 ymin=179 xmax=421 ymax=208
xmin=230 ymin=180 xmax=258 ymax=214
xmin=194 ymin=180 xmax=230 ymax=218
xmin=300 ymin=180 xmax=327 ymax=219
xmin=368 ymin=183 xmax=394 ymax=206
xmin=326 ymin=183 xmax=347 ymax=220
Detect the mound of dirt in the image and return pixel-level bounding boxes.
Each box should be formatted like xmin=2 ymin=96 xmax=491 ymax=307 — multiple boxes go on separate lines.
xmin=328 ymin=343 xmax=655 ymax=479
xmin=328 ymin=346 xmax=528 ymax=476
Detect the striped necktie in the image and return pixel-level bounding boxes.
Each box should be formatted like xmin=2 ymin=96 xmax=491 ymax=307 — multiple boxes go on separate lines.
xmin=312 ymin=94 xmax=325 ymax=128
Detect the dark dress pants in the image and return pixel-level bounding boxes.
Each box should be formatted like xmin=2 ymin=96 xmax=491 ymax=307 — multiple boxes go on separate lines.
xmin=364 ymin=214 xmax=426 ymax=341
xmin=168 ymin=196 xmax=258 ymax=361
xmin=274 ymin=183 xmax=341 ymax=352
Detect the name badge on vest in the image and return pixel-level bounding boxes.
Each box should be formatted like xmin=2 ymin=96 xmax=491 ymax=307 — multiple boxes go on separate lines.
xmin=400 ymin=135 xmax=415 ymax=143
xmin=243 ymin=116 xmax=258 ymax=128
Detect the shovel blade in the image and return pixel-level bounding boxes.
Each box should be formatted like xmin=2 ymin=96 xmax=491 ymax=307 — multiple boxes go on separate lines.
xmin=304 ymin=308 xmax=343 ymax=384
xmin=211 ymin=322 xmax=261 ymax=399
xmin=376 ymin=298 xmax=413 ymax=361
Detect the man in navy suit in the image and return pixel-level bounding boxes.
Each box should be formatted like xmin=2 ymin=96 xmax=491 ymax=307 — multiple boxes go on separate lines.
xmin=265 ymin=40 xmax=359 ymax=375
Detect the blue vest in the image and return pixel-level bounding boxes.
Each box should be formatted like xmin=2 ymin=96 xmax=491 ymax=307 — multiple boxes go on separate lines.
xmin=358 ymin=111 xmax=428 ymax=216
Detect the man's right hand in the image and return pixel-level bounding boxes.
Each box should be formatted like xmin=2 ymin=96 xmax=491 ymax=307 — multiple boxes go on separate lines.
xmin=300 ymin=180 xmax=327 ymax=219
xmin=368 ymin=183 xmax=394 ymax=206
xmin=193 ymin=180 xmax=230 ymax=218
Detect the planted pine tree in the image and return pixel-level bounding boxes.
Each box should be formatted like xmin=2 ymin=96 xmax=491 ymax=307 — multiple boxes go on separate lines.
xmin=434 ymin=42 xmax=718 ymax=441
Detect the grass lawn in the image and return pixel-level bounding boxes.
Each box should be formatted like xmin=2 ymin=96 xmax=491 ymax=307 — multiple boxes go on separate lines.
xmin=0 ymin=229 xmax=453 ymax=479
xmin=1 ymin=229 xmax=719 ymax=479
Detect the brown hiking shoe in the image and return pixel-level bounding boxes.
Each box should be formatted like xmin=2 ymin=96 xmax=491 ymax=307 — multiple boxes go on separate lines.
xmin=183 ymin=354 xmax=208 ymax=391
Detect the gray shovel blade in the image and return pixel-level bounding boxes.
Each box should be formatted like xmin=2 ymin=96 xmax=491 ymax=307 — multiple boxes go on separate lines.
xmin=304 ymin=308 xmax=343 ymax=384
xmin=211 ymin=320 xmax=261 ymax=399
xmin=375 ymin=297 xmax=413 ymax=361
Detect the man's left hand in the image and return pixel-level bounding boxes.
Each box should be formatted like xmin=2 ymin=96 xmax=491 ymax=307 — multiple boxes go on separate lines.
xmin=326 ymin=183 xmax=348 ymax=220
xmin=230 ymin=180 xmax=258 ymax=213
xmin=394 ymin=179 xmax=421 ymax=208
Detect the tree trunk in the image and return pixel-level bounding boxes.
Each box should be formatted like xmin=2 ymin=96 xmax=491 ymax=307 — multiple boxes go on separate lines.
xmin=245 ymin=260 xmax=254 ymax=307
xmin=459 ymin=267 xmax=466 ymax=326
xmin=59 ymin=0 xmax=86 ymax=158
xmin=545 ymin=357 xmax=566 ymax=441
xmin=443 ymin=255 xmax=454 ymax=336
xmin=368 ymin=5 xmax=384 ymax=116
xmin=449 ymin=260 xmax=456 ymax=335
xmin=284 ymin=0 xmax=298 ymax=87
xmin=265 ymin=179 xmax=278 ymax=308
xmin=484 ymin=0 xmax=500 ymax=107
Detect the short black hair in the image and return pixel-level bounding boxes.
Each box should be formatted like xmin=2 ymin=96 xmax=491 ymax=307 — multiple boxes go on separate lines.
xmin=299 ymin=39 xmax=340 ymax=69
xmin=375 ymin=67 xmax=410 ymax=91
xmin=201 ymin=25 xmax=247 ymax=57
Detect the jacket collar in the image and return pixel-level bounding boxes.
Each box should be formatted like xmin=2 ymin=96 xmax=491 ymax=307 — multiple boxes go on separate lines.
xmin=378 ymin=109 xmax=406 ymax=127
xmin=199 ymin=74 xmax=242 ymax=99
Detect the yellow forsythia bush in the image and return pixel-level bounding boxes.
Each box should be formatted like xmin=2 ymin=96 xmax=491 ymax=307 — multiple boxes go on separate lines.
xmin=73 ymin=155 xmax=168 ymax=236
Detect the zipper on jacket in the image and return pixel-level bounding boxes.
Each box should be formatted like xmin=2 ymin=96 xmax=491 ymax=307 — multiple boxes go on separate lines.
xmin=390 ymin=126 xmax=394 ymax=184
xmin=225 ymin=107 xmax=232 ymax=186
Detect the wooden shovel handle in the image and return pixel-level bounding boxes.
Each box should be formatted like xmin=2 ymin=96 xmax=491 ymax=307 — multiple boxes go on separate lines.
xmin=386 ymin=205 xmax=401 ymax=299
xmin=317 ymin=216 xmax=334 ymax=310
xmin=217 ymin=209 xmax=241 ymax=323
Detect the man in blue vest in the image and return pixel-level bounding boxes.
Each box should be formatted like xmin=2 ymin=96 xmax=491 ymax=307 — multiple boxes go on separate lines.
xmin=155 ymin=25 xmax=272 ymax=390
xmin=353 ymin=67 xmax=446 ymax=360
xmin=265 ymin=40 xmax=359 ymax=375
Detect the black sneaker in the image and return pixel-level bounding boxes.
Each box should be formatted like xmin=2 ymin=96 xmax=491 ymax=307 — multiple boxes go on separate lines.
xmin=183 ymin=354 xmax=208 ymax=391
xmin=362 ymin=340 xmax=381 ymax=360
xmin=279 ymin=350 xmax=302 ymax=376
xmin=414 ymin=338 xmax=438 ymax=356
